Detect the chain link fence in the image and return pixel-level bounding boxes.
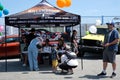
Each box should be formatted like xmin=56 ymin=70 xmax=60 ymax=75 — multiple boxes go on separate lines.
xmin=0 ymin=16 xmax=120 ymax=36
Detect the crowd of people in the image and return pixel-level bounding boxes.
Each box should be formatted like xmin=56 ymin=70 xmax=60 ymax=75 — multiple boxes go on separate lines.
xmin=20 ymin=21 xmax=119 ymax=78
xmin=21 ymin=28 xmax=79 ymax=75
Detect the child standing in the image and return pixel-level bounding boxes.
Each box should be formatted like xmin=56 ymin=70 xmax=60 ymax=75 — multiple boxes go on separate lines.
xmin=51 ymin=44 xmax=59 ymax=73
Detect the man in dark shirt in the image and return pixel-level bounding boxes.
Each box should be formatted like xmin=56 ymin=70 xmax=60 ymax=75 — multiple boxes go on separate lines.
xmin=22 ymin=28 xmax=36 ymax=67
xmin=97 ymin=22 xmax=119 ymax=78
xmin=26 ymin=28 xmax=36 ymax=47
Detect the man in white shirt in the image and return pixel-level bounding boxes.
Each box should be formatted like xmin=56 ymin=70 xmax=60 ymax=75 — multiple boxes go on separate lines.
xmin=59 ymin=51 xmax=78 ymax=74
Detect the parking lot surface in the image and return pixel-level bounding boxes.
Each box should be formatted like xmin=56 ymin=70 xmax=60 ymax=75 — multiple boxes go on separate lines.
xmin=0 ymin=54 xmax=120 ymax=80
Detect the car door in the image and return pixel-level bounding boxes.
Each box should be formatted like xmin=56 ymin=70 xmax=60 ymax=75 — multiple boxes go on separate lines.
xmin=0 ymin=36 xmax=20 ymax=58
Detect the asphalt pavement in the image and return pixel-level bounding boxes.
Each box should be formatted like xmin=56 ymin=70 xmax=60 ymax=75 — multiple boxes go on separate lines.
xmin=0 ymin=53 xmax=120 ymax=80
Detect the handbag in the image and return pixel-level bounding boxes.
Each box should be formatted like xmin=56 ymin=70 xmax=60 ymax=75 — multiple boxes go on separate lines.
xmin=23 ymin=46 xmax=28 ymax=51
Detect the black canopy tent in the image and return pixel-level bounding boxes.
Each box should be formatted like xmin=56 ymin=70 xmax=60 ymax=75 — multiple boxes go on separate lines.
xmin=5 ymin=0 xmax=80 ymax=27
xmin=4 ymin=0 xmax=82 ymax=71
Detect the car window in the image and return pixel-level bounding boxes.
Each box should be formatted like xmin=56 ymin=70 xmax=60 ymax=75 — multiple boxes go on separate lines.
xmin=97 ymin=28 xmax=108 ymax=35
xmin=5 ymin=37 xmax=19 ymax=43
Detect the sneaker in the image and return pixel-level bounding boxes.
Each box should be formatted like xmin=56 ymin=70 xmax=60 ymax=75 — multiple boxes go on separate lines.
xmin=54 ymin=70 xmax=59 ymax=74
xmin=35 ymin=68 xmax=40 ymax=71
xmin=52 ymin=70 xmax=56 ymax=73
xmin=110 ymin=72 xmax=116 ymax=78
xmin=97 ymin=72 xmax=106 ymax=76
xmin=22 ymin=64 xmax=26 ymax=67
xmin=67 ymin=71 xmax=73 ymax=75
xmin=61 ymin=70 xmax=67 ymax=73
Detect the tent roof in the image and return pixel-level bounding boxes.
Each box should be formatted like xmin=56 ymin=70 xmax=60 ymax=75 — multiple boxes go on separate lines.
xmin=5 ymin=0 xmax=80 ymax=28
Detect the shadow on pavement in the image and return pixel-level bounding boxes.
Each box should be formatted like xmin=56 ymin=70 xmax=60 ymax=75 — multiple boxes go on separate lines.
xmin=0 ymin=59 xmax=52 ymax=72
xmin=79 ymin=52 xmax=103 ymax=60
xmin=0 ymin=53 xmax=103 ymax=72
xmin=79 ymin=75 xmax=110 ymax=79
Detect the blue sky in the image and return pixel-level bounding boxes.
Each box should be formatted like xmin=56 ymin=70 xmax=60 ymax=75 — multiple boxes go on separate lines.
xmin=0 ymin=0 xmax=120 ymax=35
xmin=0 ymin=0 xmax=120 ymax=25
xmin=0 ymin=0 xmax=120 ymax=16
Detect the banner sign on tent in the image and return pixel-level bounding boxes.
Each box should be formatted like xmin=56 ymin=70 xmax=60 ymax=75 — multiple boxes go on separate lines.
xmin=5 ymin=16 xmax=80 ymax=27
xmin=5 ymin=0 xmax=80 ymax=28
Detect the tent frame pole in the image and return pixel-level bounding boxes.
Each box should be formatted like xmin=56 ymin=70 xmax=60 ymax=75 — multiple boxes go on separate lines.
xmin=79 ymin=16 xmax=83 ymax=70
xmin=5 ymin=24 xmax=7 ymax=72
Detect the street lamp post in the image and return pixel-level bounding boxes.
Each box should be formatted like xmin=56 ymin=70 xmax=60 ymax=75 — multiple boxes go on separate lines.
xmin=112 ymin=17 xmax=120 ymax=22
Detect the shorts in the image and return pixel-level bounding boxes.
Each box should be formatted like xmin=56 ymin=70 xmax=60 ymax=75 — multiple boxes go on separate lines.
xmin=52 ymin=60 xmax=58 ymax=67
xmin=103 ymin=48 xmax=117 ymax=63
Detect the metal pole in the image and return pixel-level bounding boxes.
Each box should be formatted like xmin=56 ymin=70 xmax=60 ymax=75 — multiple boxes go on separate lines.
xmin=101 ymin=16 xmax=104 ymax=25
xmin=18 ymin=26 xmax=21 ymax=61
xmin=79 ymin=16 xmax=83 ymax=70
xmin=5 ymin=24 xmax=7 ymax=72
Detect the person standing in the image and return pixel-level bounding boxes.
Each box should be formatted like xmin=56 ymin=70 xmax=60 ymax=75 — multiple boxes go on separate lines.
xmin=22 ymin=28 xmax=36 ymax=66
xmin=97 ymin=22 xmax=119 ymax=78
xmin=26 ymin=28 xmax=36 ymax=47
xmin=28 ymin=37 xmax=43 ymax=71
xmin=71 ymin=30 xmax=78 ymax=54
xmin=51 ymin=44 xmax=59 ymax=73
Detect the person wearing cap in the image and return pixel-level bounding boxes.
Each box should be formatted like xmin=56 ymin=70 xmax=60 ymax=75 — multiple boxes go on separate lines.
xmin=59 ymin=51 xmax=78 ymax=75
xmin=58 ymin=45 xmax=78 ymax=75
xmin=28 ymin=37 xmax=43 ymax=71
xmin=97 ymin=22 xmax=119 ymax=78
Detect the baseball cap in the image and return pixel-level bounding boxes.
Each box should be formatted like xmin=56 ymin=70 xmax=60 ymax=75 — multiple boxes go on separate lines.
xmin=106 ymin=22 xmax=115 ymax=27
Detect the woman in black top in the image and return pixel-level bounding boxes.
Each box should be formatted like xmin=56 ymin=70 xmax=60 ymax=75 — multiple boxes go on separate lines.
xmin=71 ymin=30 xmax=78 ymax=54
